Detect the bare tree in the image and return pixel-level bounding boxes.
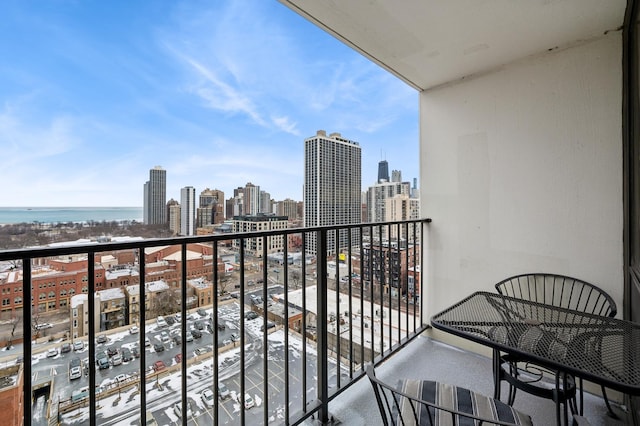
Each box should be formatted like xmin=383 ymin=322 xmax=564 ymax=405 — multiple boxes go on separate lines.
xmin=290 ymin=270 xmax=301 ymax=288
xmin=153 ymin=288 xmax=182 ymax=317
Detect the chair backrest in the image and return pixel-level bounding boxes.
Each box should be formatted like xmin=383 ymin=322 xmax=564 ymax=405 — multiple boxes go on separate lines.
xmin=495 ymin=273 xmax=617 ymax=318
xmin=365 ymin=364 xmax=531 ymax=426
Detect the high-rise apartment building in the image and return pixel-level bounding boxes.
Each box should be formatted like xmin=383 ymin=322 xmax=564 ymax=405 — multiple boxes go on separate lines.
xmin=180 ymin=186 xmax=196 ymax=236
xmin=143 ymin=166 xmax=166 ymax=225
xmin=304 ymin=130 xmax=361 ymax=254
xmin=197 ymin=188 xmax=225 ymax=228
xmin=167 ymin=200 xmax=180 ymax=236
xmin=366 ymin=180 xmax=411 ymax=223
xmin=244 ymin=182 xmax=260 ymax=216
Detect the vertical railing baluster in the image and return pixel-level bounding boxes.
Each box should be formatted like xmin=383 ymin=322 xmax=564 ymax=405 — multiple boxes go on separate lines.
xmin=379 ymin=224 xmax=385 ymax=357
xmin=262 ymin=235 xmax=269 ymax=426
xmin=359 ymin=226 xmax=365 ymax=367
xmin=181 ymin=243 xmax=188 ymax=426
xmin=369 ymin=225 xmax=375 ymax=362
xmin=23 ymin=257 xmax=32 ymax=426
xmin=347 ymin=227 xmax=353 ymax=379
xmin=88 ymin=251 xmax=96 ymax=425
xmin=335 ymin=227 xmax=341 ymax=389
xmin=283 ymin=236 xmax=290 ymax=423
xmin=212 ymin=241 xmax=219 ymax=425
xmin=139 ymin=249 xmax=147 ymax=426
xmin=316 ymin=228 xmax=329 ymax=423
xmin=301 ymin=232 xmax=308 ymax=415
xmin=239 ymin=238 xmax=246 ymax=426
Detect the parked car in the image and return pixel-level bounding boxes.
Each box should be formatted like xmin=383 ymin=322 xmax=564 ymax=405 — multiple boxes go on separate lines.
xmin=172 ymin=336 xmax=181 ymax=346
xmin=197 ymin=308 xmax=207 ymax=317
xmin=96 ymin=334 xmax=107 ymax=344
xmin=73 ymin=341 xmax=84 ymax=351
xmin=129 ymin=326 xmax=139 ymax=334
xmin=156 ymin=316 xmax=167 ymax=327
xmin=230 ymin=333 xmax=240 ymax=342
xmin=217 ymin=322 xmax=226 ymax=330
xmin=173 ymin=401 xmax=192 ymax=418
xmin=46 ymin=348 xmax=58 ymax=358
xmin=201 ymin=389 xmax=214 ymax=407
xmin=218 ymin=382 xmax=230 ymax=399
xmin=241 ymin=393 xmax=255 ymax=409
xmin=195 ymin=346 xmax=208 ymax=355
xmin=145 ymin=336 xmax=151 ymax=347
xmin=165 ymin=315 xmax=175 ymax=326
xmin=121 ymin=347 xmax=133 ymax=362
xmin=69 ymin=366 xmax=82 ymax=380
xmin=131 ymin=346 xmax=140 ymax=358
xmin=261 ymin=321 xmax=276 ymax=331
xmin=174 ymin=353 xmax=182 ymax=363
xmin=194 ymin=320 xmax=204 ymax=330
xmin=111 ymin=353 xmax=123 ymax=366
xmin=96 ymin=353 xmax=109 ymax=370
xmin=191 ymin=329 xmax=202 ymax=339
xmin=60 ymin=342 xmax=71 ymax=353
xmin=153 ymin=343 xmax=165 ymax=353
xmin=185 ymin=331 xmax=194 ymax=342
xmin=153 ymin=360 xmax=166 ymax=372
xmin=106 ymin=346 xmax=118 ymax=357
xmin=35 ymin=323 xmax=53 ymax=330
xmin=244 ymin=311 xmax=258 ymax=320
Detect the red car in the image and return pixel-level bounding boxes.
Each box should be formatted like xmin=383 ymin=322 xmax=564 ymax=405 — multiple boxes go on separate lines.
xmin=153 ymin=360 xmax=166 ymax=372
xmin=174 ymin=353 xmax=182 ymax=363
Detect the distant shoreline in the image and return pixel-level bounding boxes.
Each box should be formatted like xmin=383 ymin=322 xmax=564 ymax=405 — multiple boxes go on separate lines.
xmin=0 ymin=207 xmax=143 ymax=225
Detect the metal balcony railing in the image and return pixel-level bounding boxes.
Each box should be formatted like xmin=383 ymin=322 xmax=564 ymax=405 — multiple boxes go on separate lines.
xmin=0 ymin=218 xmax=430 ymax=426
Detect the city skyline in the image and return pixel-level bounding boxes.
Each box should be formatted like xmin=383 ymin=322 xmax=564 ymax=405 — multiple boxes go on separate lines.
xmin=0 ymin=1 xmax=418 ymax=207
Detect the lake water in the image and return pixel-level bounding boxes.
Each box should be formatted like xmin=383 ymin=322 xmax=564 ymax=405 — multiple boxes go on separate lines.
xmin=0 ymin=207 xmax=143 ymax=225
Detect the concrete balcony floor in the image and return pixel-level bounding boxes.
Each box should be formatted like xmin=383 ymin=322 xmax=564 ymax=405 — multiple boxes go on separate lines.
xmin=323 ymin=335 xmax=627 ymax=426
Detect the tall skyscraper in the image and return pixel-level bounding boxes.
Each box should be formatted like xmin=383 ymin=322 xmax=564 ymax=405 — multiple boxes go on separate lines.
xmin=180 ymin=186 xmax=196 ymax=236
xmin=143 ymin=166 xmax=166 ymax=225
xmin=377 ymin=160 xmax=389 ymax=183
xmin=304 ymin=130 xmax=361 ymax=253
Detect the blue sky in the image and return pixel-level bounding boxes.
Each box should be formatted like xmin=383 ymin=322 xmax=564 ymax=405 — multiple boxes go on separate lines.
xmin=1 ymin=0 xmax=418 ymax=207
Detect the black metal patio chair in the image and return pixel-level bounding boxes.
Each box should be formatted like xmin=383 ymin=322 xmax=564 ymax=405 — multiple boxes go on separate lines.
xmin=493 ymin=273 xmax=618 ymax=419
xmin=365 ymin=364 xmax=533 ymax=426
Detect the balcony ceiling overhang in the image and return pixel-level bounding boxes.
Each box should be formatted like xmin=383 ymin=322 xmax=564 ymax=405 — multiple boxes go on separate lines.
xmin=279 ymin=0 xmax=626 ymax=91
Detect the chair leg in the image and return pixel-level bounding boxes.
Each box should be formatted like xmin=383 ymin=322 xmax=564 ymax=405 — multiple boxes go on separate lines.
xmin=601 ymin=386 xmax=619 ymax=419
xmin=492 ymin=349 xmax=501 ymax=400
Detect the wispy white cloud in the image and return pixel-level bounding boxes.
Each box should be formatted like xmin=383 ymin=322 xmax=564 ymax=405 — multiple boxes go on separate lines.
xmin=271 ymin=115 xmax=300 ymax=136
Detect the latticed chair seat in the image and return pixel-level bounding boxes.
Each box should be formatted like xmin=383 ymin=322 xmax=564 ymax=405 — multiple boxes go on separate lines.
xmin=366 ymin=364 xmax=533 ymax=426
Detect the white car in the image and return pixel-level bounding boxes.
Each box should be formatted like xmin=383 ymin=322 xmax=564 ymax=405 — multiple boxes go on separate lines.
xmin=69 ymin=366 xmax=82 ymax=380
xmin=242 ymin=393 xmax=255 ymax=409
xmin=129 ymin=326 xmax=139 ymax=334
xmin=111 ymin=353 xmax=123 ymax=366
xmin=201 ymin=389 xmax=214 ymax=407
xmin=156 ymin=316 xmax=167 ymax=327
xmin=46 ymin=348 xmax=58 ymax=358
xmin=35 ymin=323 xmax=53 ymax=330
xmin=173 ymin=401 xmax=192 ymax=418
xmin=73 ymin=341 xmax=84 ymax=351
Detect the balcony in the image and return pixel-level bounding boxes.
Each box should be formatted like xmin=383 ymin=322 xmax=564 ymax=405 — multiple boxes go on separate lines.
xmin=0 ymin=219 xmax=631 ymax=425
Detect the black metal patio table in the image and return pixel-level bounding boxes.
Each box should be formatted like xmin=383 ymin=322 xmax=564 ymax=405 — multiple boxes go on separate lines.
xmin=430 ymin=291 xmax=640 ymax=424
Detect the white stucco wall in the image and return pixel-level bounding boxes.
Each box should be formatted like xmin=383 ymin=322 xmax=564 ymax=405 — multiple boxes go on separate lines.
xmin=421 ymin=32 xmax=624 ymax=318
